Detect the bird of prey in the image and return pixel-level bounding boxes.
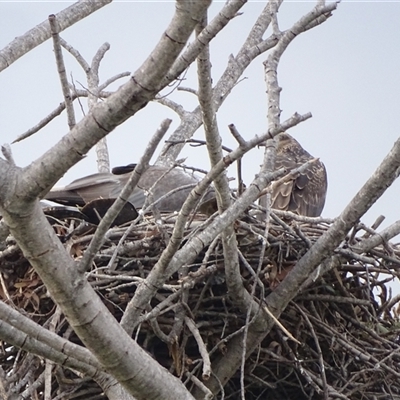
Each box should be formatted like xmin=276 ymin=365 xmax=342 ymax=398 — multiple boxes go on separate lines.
xmin=270 ymin=133 xmax=327 ymax=217
xmin=44 ymin=164 xmax=214 ymax=215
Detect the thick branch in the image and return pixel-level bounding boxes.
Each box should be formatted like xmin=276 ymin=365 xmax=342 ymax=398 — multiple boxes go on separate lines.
xmin=0 ymin=3 xmax=212 ymax=399
xmin=6 ymin=0 xmax=212 ymax=205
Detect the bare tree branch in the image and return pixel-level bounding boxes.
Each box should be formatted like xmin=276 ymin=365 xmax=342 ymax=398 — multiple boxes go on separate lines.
xmin=0 ymin=0 xmax=112 ymax=72
xmin=5 ymin=2 xmax=395 ymax=399
xmin=91 ymin=43 xmax=111 ymax=172
xmin=157 ymin=0 xmax=282 ymax=166
xmin=0 ymin=3 xmax=212 ymax=399
xmin=194 ymin=2 xmax=339 ymax=396
xmin=5 ymin=0 xmax=212 ymax=205
xmin=49 ymin=15 xmax=76 ymax=131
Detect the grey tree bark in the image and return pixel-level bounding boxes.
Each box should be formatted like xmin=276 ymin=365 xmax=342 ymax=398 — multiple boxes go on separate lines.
xmin=1 ymin=1 xmax=399 ymax=399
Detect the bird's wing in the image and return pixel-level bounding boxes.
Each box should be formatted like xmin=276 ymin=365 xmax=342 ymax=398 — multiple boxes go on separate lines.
xmin=271 ymin=160 xmax=327 ymax=217
xmin=45 ymin=189 xmax=86 ymax=206
xmin=291 ymin=161 xmax=327 ymax=217
xmin=133 ymin=166 xmax=201 ymax=212
xmin=46 ymin=173 xmax=122 ymax=206
xmin=81 ymin=198 xmax=138 ymax=226
xmin=126 ymin=189 xmax=147 ymax=209
xmin=64 ymin=173 xmax=120 ymax=191
xmin=272 ymin=133 xmax=328 ymax=217
xmin=45 ymin=166 xmax=216 ymax=213
xmin=271 ymin=179 xmax=296 ymax=212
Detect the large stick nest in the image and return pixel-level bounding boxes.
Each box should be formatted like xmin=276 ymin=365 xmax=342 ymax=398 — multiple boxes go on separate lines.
xmin=1 ymin=207 xmax=400 ymax=399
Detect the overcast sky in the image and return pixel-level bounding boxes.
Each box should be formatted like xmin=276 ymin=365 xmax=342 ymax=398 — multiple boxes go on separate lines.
xmin=1 ymin=1 xmax=400 ymax=235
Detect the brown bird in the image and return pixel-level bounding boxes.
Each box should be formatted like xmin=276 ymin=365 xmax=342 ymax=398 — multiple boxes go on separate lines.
xmin=270 ymin=133 xmax=327 ymax=217
xmin=44 ymin=164 xmax=214 ymax=214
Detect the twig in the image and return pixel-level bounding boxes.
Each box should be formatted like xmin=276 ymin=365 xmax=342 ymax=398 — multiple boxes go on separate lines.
xmin=49 ymin=15 xmax=76 ymax=130
xmin=185 ymin=372 xmax=213 ymax=400
xmin=99 ymin=72 xmax=130 ymax=91
xmin=262 ymin=302 xmax=300 ymax=344
xmin=294 ymin=303 xmax=329 ymax=399
xmin=185 ymin=317 xmax=211 ymax=380
xmin=1 ymin=145 xmax=14 ymax=165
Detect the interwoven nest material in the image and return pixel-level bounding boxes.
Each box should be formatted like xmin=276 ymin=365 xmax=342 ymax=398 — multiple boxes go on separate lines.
xmin=1 ymin=208 xmax=400 ymax=400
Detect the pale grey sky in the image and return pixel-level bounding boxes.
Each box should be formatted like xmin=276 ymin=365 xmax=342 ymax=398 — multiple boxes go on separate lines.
xmin=1 ymin=1 xmax=400 ymax=232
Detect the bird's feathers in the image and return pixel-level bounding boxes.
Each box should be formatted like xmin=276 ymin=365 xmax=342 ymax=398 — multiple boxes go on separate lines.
xmin=45 ymin=173 xmax=122 ymax=206
xmin=271 ymin=133 xmax=327 ymax=217
xmin=45 ymin=135 xmax=327 ymax=221
xmin=45 ymin=165 xmax=213 ymax=213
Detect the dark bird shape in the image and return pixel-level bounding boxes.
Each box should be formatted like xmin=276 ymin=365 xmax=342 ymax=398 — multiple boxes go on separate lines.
xmin=81 ymin=198 xmax=139 ymax=225
xmin=42 ymin=200 xmax=138 ymax=227
xmin=112 ymin=164 xmax=137 ymax=175
xmin=44 ymin=164 xmax=214 ymax=215
xmin=271 ymin=133 xmax=327 ymax=217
